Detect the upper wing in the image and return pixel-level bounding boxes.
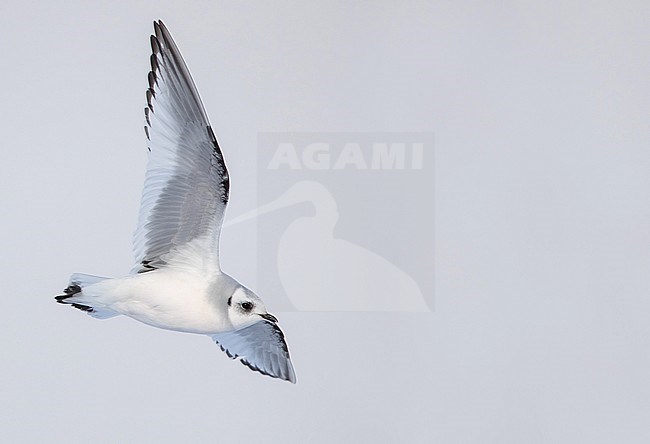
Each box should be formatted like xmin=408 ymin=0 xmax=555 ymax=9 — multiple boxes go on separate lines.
xmin=212 ymin=320 xmax=297 ymax=383
xmin=132 ymin=20 xmax=229 ymax=273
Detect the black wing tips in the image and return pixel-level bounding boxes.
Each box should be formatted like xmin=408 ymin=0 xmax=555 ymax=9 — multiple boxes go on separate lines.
xmin=144 ymin=26 xmax=162 ymax=149
xmin=145 ymin=34 xmax=159 ymax=114
xmin=153 ymin=19 xmax=166 ymax=41
xmin=240 ymin=321 xmax=296 ymax=383
xmin=144 ymin=20 xmax=216 ymax=148
xmin=240 ymin=356 xmax=297 ymax=384
xmin=213 ymin=321 xmax=297 ymax=384
xmin=150 ymin=30 xmax=161 ymax=55
xmin=151 ymin=20 xmax=207 ymax=116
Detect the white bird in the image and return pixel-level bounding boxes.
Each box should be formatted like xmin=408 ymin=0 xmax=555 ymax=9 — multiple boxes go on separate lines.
xmin=55 ymin=21 xmax=296 ymax=383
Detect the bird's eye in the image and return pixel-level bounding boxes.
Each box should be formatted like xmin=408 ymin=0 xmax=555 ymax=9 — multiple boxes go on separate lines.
xmin=240 ymin=301 xmax=254 ymax=311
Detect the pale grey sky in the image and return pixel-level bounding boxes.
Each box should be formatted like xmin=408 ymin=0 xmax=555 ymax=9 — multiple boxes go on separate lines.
xmin=1 ymin=1 xmax=650 ymax=443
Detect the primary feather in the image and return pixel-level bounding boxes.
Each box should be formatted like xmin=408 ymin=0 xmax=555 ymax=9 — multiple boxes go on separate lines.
xmin=55 ymin=20 xmax=296 ymax=383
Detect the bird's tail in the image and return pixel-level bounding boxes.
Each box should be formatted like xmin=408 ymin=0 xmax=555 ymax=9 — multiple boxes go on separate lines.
xmin=55 ymin=273 xmax=119 ymax=319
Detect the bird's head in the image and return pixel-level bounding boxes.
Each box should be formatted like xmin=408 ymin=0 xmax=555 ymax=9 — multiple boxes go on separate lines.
xmin=226 ymin=286 xmax=277 ymax=328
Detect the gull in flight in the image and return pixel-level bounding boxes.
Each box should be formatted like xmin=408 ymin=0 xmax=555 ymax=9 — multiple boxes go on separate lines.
xmin=55 ymin=21 xmax=296 ymax=383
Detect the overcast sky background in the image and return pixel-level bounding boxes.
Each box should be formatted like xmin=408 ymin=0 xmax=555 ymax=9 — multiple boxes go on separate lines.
xmin=1 ymin=1 xmax=650 ymax=443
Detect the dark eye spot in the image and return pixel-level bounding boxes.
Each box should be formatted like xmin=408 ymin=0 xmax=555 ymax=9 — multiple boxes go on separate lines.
xmin=240 ymin=301 xmax=254 ymax=311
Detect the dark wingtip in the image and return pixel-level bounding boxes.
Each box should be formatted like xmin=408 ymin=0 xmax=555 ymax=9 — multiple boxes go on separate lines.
xmin=153 ymin=20 xmax=167 ymax=42
xmin=148 ymin=71 xmax=156 ymax=90
xmin=150 ymin=35 xmax=159 ymax=55
xmin=239 ymin=359 xmax=296 ymax=384
xmin=149 ymin=53 xmax=159 ymax=76
xmin=146 ymin=89 xmax=154 ymax=112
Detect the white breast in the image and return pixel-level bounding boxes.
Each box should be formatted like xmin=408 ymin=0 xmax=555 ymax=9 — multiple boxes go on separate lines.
xmin=86 ymin=269 xmax=232 ymax=334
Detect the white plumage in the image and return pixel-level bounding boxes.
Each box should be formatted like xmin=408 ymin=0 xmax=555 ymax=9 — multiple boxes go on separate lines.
xmin=55 ymin=21 xmax=296 ymax=384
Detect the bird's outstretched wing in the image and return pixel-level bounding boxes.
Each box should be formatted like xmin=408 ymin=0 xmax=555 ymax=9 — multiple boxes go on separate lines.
xmin=212 ymin=320 xmax=297 ymax=383
xmin=132 ymin=20 xmax=229 ymax=273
